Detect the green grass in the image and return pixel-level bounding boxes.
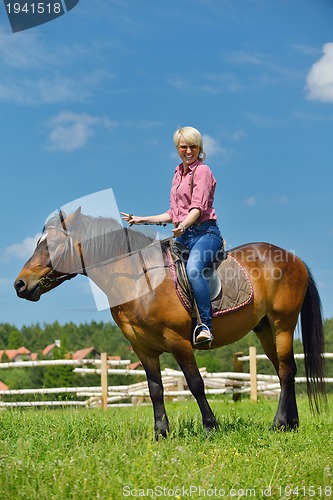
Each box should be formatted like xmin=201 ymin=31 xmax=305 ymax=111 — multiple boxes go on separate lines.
xmin=0 ymin=396 xmax=332 ymax=499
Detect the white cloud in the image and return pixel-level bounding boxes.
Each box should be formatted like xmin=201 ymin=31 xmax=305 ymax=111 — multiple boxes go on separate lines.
xmin=0 ymin=27 xmax=114 ymax=105
xmin=224 ymin=50 xmax=268 ymax=66
xmin=3 ymin=233 xmax=41 ymax=261
xmin=306 ymin=43 xmax=333 ymax=103
xmin=167 ymin=73 xmax=245 ymax=95
xmin=245 ymin=196 xmax=256 ymax=206
xmin=244 ymin=112 xmax=283 ymax=127
xmin=0 ymin=27 xmax=47 ymax=69
xmin=202 ymin=134 xmax=227 ymax=156
xmin=221 ymin=50 xmax=301 ymax=82
xmin=243 ymin=195 xmax=288 ymax=207
xmin=221 ymin=130 xmax=247 ymax=142
xmin=46 ymin=111 xmax=115 ymax=151
xmin=0 ymin=70 xmax=114 ymax=106
xmin=0 ymin=278 xmax=12 ymax=287
xmin=272 ymin=195 xmax=289 ymax=205
xmin=292 ymin=44 xmax=321 ymax=57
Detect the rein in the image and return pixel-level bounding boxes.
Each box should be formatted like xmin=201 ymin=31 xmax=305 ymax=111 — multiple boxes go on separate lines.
xmin=38 ymin=227 xmax=87 ymax=290
xmin=38 ymin=226 xmax=172 ymax=290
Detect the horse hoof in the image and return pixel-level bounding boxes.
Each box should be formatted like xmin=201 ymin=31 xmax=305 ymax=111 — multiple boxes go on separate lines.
xmin=271 ymin=420 xmax=299 ymax=432
xmin=154 ymin=423 xmax=169 ymax=440
xmin=203 ymin=419 xmax=219 ymax=433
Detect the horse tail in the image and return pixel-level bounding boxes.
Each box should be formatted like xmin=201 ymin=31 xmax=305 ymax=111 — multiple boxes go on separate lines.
xmin=300 ymin=266 xmax=327 ymax=413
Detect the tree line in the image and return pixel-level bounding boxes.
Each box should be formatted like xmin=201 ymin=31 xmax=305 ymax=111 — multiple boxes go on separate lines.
xmin=0 ymin=318 xmax=332 ymax=394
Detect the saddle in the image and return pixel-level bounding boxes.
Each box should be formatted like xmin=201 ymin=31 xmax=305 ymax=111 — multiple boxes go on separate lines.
xmin=165 ymin=240 xmax=254 ymax=317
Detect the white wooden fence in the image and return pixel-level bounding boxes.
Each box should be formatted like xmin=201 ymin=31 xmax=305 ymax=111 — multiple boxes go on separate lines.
xmin=0 ymin=349 xmax=332 ymax=408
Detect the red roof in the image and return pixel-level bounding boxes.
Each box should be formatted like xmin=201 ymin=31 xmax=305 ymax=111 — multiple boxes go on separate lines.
xmin=42 ymin=343 xmax=56 ymax=356
xmin=0 ymin=346 xmax=32 ymax=361
xmin=17 ymin=346 xmax=31 ymax=355
xmin=128 ymin=361 xmax=142 ymax=370
xmin=0 ymin=380 xmax=9 ymax=391
xmin=72 ymin=347 xmax=100 ymax=360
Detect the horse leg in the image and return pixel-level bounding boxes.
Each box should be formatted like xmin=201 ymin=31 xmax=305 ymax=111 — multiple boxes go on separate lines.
xmin=171 ymin=343 xmax=218 ymax=432
xmin=261 ymin=315 xmax=298 ymax=430
xmin=254 ymin=317 xmax=298 ymax=429
xmin=133 ymin=347 xmax=169 ymax=439
xmin=273 ymin=331 xmax=298 ymax=429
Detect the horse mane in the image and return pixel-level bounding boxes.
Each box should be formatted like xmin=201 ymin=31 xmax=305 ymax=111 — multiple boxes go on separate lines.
xmin=45 ymin=212 xmax=160 ymax=267
xmin=77 ymin=214 xmax=156 ymax=261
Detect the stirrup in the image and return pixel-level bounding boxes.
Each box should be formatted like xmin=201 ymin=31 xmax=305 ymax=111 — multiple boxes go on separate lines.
xmin=193 ymin=323 xmax=213 ymax=347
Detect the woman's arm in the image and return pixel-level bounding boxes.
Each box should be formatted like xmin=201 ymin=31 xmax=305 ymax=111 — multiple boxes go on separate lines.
xmin=121 ymin=212 xmax=172 ymax=225
xmin=172 ymin=208 xmax=201 ymax=237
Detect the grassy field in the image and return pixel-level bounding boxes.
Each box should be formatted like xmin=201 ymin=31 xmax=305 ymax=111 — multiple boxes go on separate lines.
xmin=0 ymin=396 xmax=332 ymax=499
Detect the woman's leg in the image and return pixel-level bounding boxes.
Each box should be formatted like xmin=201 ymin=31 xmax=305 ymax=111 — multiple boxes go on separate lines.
xmin=186 ymin=232 xmax=221 ymax=330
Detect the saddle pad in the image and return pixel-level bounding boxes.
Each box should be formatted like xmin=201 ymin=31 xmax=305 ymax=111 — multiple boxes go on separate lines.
xmin=167 ymin=251 xmax=253 ymax=316
xmin=211 ymin=255 xmax=253 ymax=316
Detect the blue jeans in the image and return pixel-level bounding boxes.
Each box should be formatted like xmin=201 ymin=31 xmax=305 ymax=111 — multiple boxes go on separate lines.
xmin=176 ymin=221 xmax=223 ymax=330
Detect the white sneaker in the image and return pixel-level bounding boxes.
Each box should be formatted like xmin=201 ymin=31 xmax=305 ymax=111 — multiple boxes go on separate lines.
xmin=193 ymin=324 xmax=213 ymax=346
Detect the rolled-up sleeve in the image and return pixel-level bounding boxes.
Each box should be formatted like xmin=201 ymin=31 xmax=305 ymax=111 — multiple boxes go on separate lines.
xmin=166 ymin=207 xmax=173 ymax=219
xmin=167 ymin=162 xmax=217 ymax=223
xmin=189 ymin=165 xmax=216 ymax=213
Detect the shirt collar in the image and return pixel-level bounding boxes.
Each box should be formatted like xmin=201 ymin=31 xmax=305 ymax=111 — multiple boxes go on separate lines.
xmin=178 ymin=159 xmax=202 ymax=175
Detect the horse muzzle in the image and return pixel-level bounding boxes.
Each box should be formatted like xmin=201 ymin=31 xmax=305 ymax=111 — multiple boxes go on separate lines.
xmin=14 ymin=278 xmax=41 ymax=302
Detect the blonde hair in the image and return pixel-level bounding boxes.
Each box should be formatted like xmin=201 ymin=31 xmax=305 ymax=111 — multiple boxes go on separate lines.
xmin=173 ymin=126 xmax=206 ymax=161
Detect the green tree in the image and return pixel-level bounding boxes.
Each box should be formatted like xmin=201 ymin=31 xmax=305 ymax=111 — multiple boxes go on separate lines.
xmin=0 ymin=324 xmax=20 ymax=349
xmin=0 ymin=316 xmax=332 ymax=396
xmin=42 ymin=334 xmax=73 ymax=393
xmin=7 ymin=330 xmax=24 ymax=349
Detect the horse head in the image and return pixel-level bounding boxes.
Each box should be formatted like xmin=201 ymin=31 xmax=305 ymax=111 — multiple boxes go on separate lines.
xmin=14 ymin=207 xmax=84 ymax=301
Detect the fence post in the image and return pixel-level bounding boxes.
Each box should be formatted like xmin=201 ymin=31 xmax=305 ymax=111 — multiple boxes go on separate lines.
xmin=233 ymin=352 xmax=243 ymax=402
xmin=101 ymin=353 xmax=108 ymax=410
xmin=249 ymin=346 xmax=257 ymax=402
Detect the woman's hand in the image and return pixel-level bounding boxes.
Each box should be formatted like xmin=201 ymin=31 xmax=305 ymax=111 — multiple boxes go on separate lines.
xmin=172 ymin=224 xmax=185 ymax=237
xmin=121 ymin=211 xmax=172 ymax=226
xmin=171 ymin=209 xmax=200 ymax=237
xmin=121 ymin=212 xmax=143 ymax=225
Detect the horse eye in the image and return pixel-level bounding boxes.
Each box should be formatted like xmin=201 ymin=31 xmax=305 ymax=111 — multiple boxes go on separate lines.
xmin=47 ymin=241 xmax=58 ymax=252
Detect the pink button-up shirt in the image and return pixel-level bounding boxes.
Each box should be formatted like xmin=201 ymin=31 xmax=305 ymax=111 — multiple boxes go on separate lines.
xmin=167 ymin=160 xmax=217 ymax=224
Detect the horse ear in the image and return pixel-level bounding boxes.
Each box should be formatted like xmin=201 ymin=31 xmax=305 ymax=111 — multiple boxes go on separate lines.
xmin=60 ymin=207 xmax=82 ymax=230
xmin=71 ymin=206 xmax=82 ymax=221
xmin=59 ymin=210 xmax=68 ymax=226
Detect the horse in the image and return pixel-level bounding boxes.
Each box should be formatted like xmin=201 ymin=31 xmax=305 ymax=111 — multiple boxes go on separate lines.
xmin=14 ymin=208 xmax=326 ymax=437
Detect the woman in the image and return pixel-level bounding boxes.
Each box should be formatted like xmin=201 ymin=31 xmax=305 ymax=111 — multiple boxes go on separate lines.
xmin=121 ymin=126 xmax=222 ymax=345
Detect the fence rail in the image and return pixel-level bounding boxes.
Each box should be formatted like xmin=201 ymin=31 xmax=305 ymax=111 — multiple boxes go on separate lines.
xmin=0 ymin=349 xmax=332 ymax=408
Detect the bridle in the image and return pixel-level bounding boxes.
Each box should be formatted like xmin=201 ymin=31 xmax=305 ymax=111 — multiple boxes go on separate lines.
xmin=38 ymin=223 xmax=172 ymax=290
xmin=38 ymin=226 xmax=87 ymax=290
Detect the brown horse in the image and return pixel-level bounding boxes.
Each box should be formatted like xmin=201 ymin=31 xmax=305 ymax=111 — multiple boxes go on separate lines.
xmin=14 ymin=208 xmax=326 ymax=437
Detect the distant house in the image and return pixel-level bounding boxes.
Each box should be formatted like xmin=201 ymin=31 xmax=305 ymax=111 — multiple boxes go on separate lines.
xmin=42 ymin=343 xmax=57 ymax=357
xmin=42 ymin=340 xmax=61 ymax=358
xmin=108 ymin=355 xmax=121 ymax=361
xmin=0 ymin=346 xmax=32 ymax=362
xmin=72 ymin=347 xmax=101 ymax=361
xmin=0 ymin=380 xmax=9 ymax=391
xmin=0 ymin=350 xmax=15 ymax=362
xmin=17 ymin=346 xmax=31 ymax=357
xmin=128 ymin=361 xmax=143 ymax=370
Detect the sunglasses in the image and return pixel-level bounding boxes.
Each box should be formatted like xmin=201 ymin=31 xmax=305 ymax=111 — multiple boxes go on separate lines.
xmin=178 ymin=144 xmax=199 ymax=151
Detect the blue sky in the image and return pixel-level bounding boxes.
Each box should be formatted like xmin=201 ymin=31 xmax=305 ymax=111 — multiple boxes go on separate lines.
xmin=0 ymin=0 xmax=332 ymax=327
